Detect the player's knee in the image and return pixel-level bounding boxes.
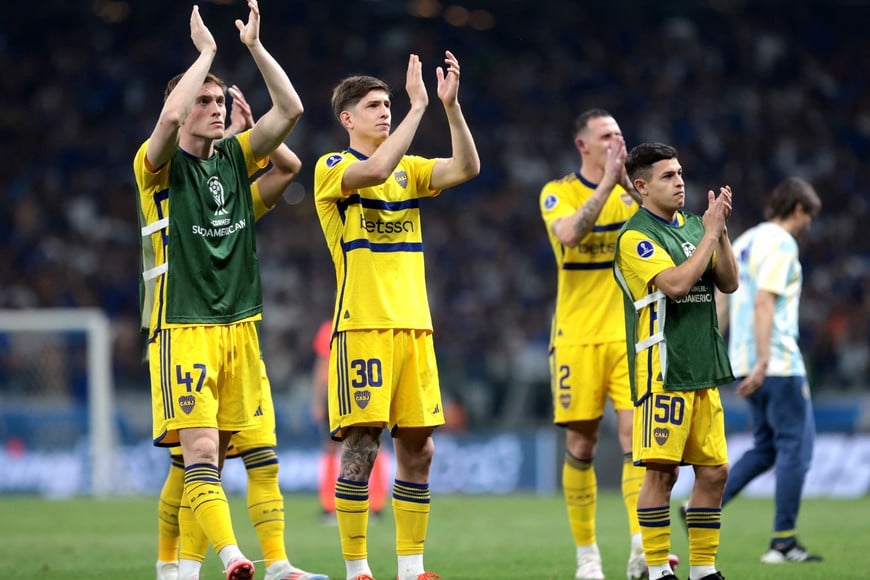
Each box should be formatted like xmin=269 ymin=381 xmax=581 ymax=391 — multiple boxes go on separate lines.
xmin=183 ymin=438 xmax=220 ymax=465
xmin=696 ymin=463 xmax=729 ymax=490
xmin=399 ymin=435 xmax=435 ymax=475
xmin=646 ymin=462 xmax=680 ymax=490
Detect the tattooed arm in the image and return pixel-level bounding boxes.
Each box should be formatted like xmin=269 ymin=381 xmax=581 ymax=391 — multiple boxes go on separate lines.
xmin=551 ymin=136 xmax=634 ymax=246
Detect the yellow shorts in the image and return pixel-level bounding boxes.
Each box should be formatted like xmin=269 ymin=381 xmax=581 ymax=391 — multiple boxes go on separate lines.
xmin=227 ymin=360 xmax=276 ymax=455
xmin=550 ymin=342 xmax=632 ymax=424
xmin=149 ymin=323 xmax=264 ymax=447
xmin=633 ymin=387 xmax=728 ymax=466
xmin=328 ymin=329 xmax=444 ymax=440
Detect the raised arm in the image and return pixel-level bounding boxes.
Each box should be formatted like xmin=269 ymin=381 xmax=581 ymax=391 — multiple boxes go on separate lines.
xmin=552 ymin=137 xmax=629 ymax=246
xmin=227 ymin=85 xmax=301 ymax=210
xmin=145 ymin=6 xmax=216 ymax=169
xmin=429 ymin=50 xmax=481 ymax=191
xmin=342 ymin=54 xmax=429 ymax=190
xmin=235 ymin=0 xmax=304 ymax=160
xmin=654 ymin=186 xmax=733 ymax=299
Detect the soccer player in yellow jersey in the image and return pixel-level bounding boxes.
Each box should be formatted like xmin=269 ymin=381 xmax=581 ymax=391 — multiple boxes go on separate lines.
xmin=540 ymin=109 xmax=660 ymax=580
xmin=155 ymin=86 xmax=326 ymax=580
xmin=314 ymin=51 xmax=480 ymax=580
xmin=614 ymin=143 xmax=738 ymax=580
xmin=133 ymin=3 xmax=303 ymax=579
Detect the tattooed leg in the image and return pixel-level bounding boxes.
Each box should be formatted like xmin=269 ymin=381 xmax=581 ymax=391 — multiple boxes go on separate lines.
xmin=340 ymin=426 xmax=382 ymax=482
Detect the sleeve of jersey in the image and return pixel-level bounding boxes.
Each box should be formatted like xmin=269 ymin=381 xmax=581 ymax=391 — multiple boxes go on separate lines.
xmin=539 ymin=181 xmax=575 ymax=230
xmin=755 ymin=236 xmax=793 ymax=295
xmin=133 ymin=140 xmax=170 ymax=226
xmin=405 ymin=155 xmax=440 ymax=197
xmin=133 ymin=140 xmax=169 ymax=191
xmin=618 ymin=229 xmax=676 ymax=290
xmin=314 ymin=152 xmax=353 ymax=201
xmin=236 ymin=130 xmax=270 ymax=176
xmin=251 ymin=180 xmax=271 ymax=221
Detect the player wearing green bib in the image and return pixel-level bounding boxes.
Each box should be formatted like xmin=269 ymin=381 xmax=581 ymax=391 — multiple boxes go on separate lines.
xmin=613 ymin=142 xmax=738 ymax=580
xmin=133 ymin=3 xmax=303 ymax=579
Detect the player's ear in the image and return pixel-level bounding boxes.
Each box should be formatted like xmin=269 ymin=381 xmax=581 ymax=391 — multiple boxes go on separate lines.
xmin=339 ymin=110 xmax=353 ymax=130
xmin=633 ymin=178 xmax=647 ymax=196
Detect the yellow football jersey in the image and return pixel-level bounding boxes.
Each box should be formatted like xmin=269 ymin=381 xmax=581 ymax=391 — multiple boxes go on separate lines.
xmin=540 ymin=173 xmax=639 ymax=346
xmin=314 ymin=150 xmax=439 ymax=331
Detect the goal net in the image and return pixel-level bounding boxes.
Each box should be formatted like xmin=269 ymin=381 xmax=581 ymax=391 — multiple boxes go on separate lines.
xmin=0 ymin=308 xmax=118 ymax=496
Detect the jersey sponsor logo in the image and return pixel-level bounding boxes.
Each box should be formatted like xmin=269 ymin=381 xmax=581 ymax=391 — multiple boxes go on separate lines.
xmin=325 ymin=154 xmax=343 ymax=168
xmin=359 ymin=214 xmax=415 ymax=234
xmin=207 ymin=176 xmax=229 ymax=215
xmin=178 ymin=394 xmax=196 ymax=414
xmin=543 ymin=194 xmax=558 ymax=211
xmin=636 ymin=240 xmax=655 ymax=258
xmin=577 ymin=241 xmax=616 ymax=255
xmin=192 ymin=218 xmax=247 ymax=238
xmin=394 ymin=169 xmax=408 ymax=188
xmin=653 ymin=426 xmax=670 ymax=445
xmin=354 ymin=390 xmax=371 ymax=409
xmin=433 ymin=403 xmax=441 ymax=415
xmin=681 ymin=241 xmax=696 ymax=258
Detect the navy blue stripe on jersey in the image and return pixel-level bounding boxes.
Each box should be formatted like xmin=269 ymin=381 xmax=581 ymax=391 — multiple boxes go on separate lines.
xmin=339 ymin=193 xmax=421 ymax=212
xmin=343 ymin=239 xmax=424 ymax=253
xmin=337 ymin=198 xmax=350 ymax=224
xmin=592 ymin=222 xmax=626 ymax=232
xmin=563 ymin=261 xmax=613 ymax=270
xmin=160 ymin=330 xmax=174 ymax=421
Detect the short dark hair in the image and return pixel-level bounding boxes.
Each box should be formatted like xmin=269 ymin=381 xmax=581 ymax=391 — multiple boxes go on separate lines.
xmin=574 ymin=108 xmax=611 ymax=136
xmin=765 ymin=176 xmax=822 ymax=220
xmin=330 ymin=75 xmax=390 ymax=120
xmin=163 ymin=72 xmax=226 ymax=102
xmin=625 ymin=142 xmax=678 ymax=181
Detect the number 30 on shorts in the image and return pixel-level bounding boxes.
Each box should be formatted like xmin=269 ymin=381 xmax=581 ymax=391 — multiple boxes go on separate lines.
xmin=350 ymin=358 xmax=383 ymax=388
xmin=653 ymin=394 xmax=685 ymax=425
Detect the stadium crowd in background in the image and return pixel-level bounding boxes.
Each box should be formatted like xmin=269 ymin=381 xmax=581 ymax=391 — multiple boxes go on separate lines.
xmin=1 ymin=1 xmax=867 ymax=430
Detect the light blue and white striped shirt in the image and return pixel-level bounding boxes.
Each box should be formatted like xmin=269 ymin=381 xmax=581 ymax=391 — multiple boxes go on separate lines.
xmin=729 ymin=222 xmax=806 ymax=377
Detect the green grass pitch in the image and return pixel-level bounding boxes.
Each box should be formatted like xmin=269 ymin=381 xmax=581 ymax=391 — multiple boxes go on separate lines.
xmin=1 ymin=492 xmax=865 ymax=579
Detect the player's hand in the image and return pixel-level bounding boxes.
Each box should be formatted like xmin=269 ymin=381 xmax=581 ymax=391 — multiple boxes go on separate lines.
xmin=235 ymin=0 xmax=261 ymax=49
xmin=436 ymin=50 xmax=461 ymax=106
xmin=226 ymin=85 xmax=255 ymax=136
xmin=702 ymin=186 xmax=731 ymax=237
xmin=602 ymin=136 xmax=627 ymax=191
xmin=190 ymin=5 xmax=217 ymax=54
xmin=406 ymin=54 xmax=429 ymax=111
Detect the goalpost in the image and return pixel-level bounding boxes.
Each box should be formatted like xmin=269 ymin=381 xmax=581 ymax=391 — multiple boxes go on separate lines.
xmin=0 ymin=308 xmax=117 ymax=497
